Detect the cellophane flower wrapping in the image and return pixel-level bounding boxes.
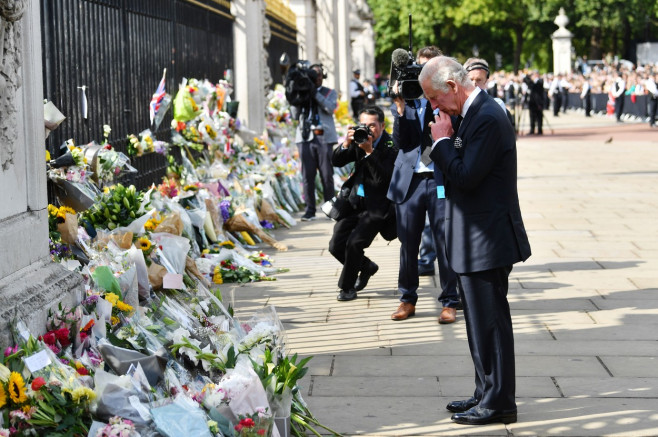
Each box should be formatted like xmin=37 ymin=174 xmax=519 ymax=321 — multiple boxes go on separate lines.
xmin=150 ymin=395 xmax=212 ymax=437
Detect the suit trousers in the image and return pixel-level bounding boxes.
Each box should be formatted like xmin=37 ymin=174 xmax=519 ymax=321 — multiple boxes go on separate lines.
xmin=615 ymin=96 xmax=625 ymax=121
xmin=458 ymin=265 xmax=516 ymax=411
xmin=395 ymin=175 xmax=459 ymax=307
xmin=552 ymin=94 xmax=562 ymax=116
xmin=297 ymin=137 xmax=335 ymax=215
xmin=328 ymin=209 xmax=380 ymax=291
xmin=649 ymin=97 xmax=657 ymax=126
xmin=528 ymin=108 xmax=543 ymax=134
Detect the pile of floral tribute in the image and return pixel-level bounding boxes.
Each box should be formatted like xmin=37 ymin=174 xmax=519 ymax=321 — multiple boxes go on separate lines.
xmin=22 ymin=79 xmax=342 ymax=436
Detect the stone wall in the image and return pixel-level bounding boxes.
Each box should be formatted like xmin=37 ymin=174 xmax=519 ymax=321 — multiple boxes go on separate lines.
xmin=0 ymin=0 xmax=84 ymax=347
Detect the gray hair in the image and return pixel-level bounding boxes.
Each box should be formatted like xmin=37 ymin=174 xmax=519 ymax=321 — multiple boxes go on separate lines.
xmin=419 ymin=56 xmax=472 ymax=93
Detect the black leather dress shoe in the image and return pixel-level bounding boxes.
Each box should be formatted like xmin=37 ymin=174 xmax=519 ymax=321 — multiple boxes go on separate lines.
xmin=354 ymin=263 xmax=378 ymax=291
xmin=451 ymin=405 xmax=517 ymax=425
xmin=337 ymin=289 xmax=357 ymax=301
xmin=446 ymin=397 xmax=479 ymax=413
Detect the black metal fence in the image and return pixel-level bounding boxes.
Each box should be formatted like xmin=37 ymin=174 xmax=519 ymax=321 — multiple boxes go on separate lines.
xmin=42 ymin=0 xmax=235 ymax=199
xmin=265 ymin=11 xmax=298 ymax=86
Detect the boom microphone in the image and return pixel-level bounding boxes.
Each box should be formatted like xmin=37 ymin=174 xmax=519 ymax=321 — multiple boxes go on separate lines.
xmin=391 ymin=48 xmax=411 ymax=68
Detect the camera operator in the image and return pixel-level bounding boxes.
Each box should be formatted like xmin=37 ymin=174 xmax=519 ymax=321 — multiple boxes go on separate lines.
xmin=328 ymin=105 xmax=398 ymax=301
xmin=290 ymin=64 xmax=338 ymax=221
xmin=387 ymin=46 xmax=460 ymax=323
xmin=523 ymin=70 xmax=544 ymax=135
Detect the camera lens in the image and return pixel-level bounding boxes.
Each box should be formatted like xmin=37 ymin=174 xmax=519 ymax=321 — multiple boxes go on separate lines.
xmin=353 ymin=127 xmax=370 ymax=144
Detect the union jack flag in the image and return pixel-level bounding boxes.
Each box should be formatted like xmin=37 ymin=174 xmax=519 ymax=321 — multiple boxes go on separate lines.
xmin=150 ymin=68 xmax=167 ymax=125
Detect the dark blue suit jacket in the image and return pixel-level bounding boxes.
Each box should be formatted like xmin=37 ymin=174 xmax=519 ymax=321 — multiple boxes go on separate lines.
xmin=387 ymin=100 xmax=446 ymax=204
xmin=429 ymin=91 xmax=531 ymax=273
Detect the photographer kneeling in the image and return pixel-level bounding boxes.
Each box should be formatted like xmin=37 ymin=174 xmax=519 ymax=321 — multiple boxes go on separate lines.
xmin=328 ymin=105 xmax=398 ymax=301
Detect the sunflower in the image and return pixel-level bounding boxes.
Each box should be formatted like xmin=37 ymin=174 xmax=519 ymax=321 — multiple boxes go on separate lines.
xmin=8 ymin=372 xmax=27 ymax=404
xmin=0 ymin=383 xmax=7 ymax=409
xmin=137 ymin=237 xmax=152 ymax=251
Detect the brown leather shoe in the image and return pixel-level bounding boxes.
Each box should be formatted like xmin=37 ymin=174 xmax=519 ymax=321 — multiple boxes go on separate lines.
xmin=391 ymin=303 xmax=415 ymax=321
xmin=438 ymin=307 xmax=457 ymax=324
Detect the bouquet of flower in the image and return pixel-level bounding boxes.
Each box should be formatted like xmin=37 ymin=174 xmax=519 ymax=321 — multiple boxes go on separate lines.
xmin=234 ymin=408 xmax=274 ymax=437
xmin=83 ymin=184 xmax=151 ymax=230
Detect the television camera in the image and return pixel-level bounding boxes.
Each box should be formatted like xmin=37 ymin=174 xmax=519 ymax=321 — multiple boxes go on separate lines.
xmin=388 ymin=15 xmax=424 ymax=101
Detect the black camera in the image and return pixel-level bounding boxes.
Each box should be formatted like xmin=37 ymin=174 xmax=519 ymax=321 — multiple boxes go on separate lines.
xmin=387 ymin=15 xmax=424 ymax=100
xmin=352 ymin=124 xmax=372 ymax=144
xmin=284 ymin=60 xmax=318 ymax=107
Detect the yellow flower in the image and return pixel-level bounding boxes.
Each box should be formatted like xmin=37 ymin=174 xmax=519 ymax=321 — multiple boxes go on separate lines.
xmin=103 ymin=187 xmax=110 ymax=194
xmin=0 ymin=383 xmax=6 ymax=409
xmin=59 ymin=206 xmax=76 ymax=216
xmin=219 ymin=240 xmax=235 ymax=249
xmin=144 ymin=219 xmax=155 ymax=231
xmin=104 ymin=293 xmax=119 ymax=306
xmin=137 ymin=237 xmax=151 ymax=251
xmin=202 ymin=249 xmax=210 ymax=254
xmin=48 ymin=204 xmax=59 ymax=217
xmin=8 ymin=372 xmax=27 ymax=404
xmin=116 ymin=301 xmax=134 ymax=313
xmin=69 ymin=386 xmax=96 ymax=403
xmin=111 ymin=316 xmax=120 ymax=326
xmin=22 ymin=404 xmax=31 ymax=414
xmin=213 ymin=265 xmax=223 ymax=284
xmin=46 ymin=150 xmax=51 ymax=161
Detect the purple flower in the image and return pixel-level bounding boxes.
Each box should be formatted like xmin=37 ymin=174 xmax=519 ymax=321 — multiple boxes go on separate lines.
xmin=82 ymin=295 xmax=99 ymax=306
xmin=260 ymin=220 xmax=274 ymax=229
xmin=220 ymin=200 xmax=231 ymax=222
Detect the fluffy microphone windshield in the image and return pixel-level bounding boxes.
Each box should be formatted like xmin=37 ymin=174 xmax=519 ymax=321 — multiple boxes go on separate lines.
xmin=391 ymin=49 xmax=411 ymax=68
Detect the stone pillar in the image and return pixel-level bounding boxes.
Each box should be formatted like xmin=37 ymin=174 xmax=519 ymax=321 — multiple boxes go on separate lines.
xmin=232 ymin=0 xmax=269 ymax=134
xmin=335 ymin=0 xmax=351 ymax=100
xmin=289 ymin=0 xmax=316 ymax=62
xmin=349 ymin=1 xmax=374 ymax=83
xmin=0 ymin=0 xmax=84 ymax=347
xmin=551 ymin=7 xmax=573 ymax=75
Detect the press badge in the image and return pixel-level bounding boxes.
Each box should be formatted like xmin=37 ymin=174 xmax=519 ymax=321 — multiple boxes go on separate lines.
xmin=437 ymin=185 xmax=445 ymax=199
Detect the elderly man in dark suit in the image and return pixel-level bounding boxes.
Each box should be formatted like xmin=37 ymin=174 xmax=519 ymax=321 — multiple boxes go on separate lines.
xmin=387 ymin=45 xmax=460 ymax=324
xmin=328 ymin=105 xmax=398 ymax=301
xmin=419 ymin=56 xmax=531 ymax=426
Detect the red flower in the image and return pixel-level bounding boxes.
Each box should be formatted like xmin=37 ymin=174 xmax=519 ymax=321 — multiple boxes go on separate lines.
xmin=41 ymin=331 xmax=56 ymax=346
xmin=55 ymin=328 xmax=71 ymax=347
xmin=240 ymin=418 xmax=255 ymax=428
xmin=257 ymin=429 xmax=266 ymax=436
xmin=31 ymin=377 xmax=47 ymax=391
xmin=76 ymin=366 xmax=89 ymax=376
xmin=79 ymin=331 xmax=88 ymax=342
xmin=176 ymin=121 xmax=186 ymax=132
xmin=234 ymin=424 xmax=243 ymax=432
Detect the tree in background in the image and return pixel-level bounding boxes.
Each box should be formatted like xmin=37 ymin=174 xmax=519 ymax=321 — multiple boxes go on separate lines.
xmin=368 ymin=0 xmax=658 ymax=74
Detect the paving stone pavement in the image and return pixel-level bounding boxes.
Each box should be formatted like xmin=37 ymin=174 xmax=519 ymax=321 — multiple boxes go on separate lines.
xmin=232 ymin=110 xmax=658 ymax=436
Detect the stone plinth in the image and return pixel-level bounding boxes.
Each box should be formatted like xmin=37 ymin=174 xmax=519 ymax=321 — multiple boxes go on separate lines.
xmin=551 ymin=7 xmax=573 ymax=75
xmin=0 ymin=0 xmax=84 ymax=347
